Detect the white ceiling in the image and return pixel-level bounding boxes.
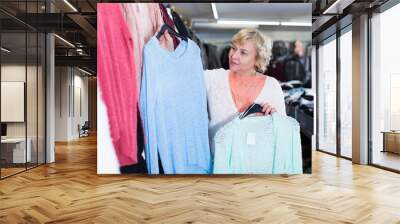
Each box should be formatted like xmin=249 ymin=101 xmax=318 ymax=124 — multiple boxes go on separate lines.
xmin=170 ymin=3 xmax=311 ymax=23
xmin=169 ymin=3 xmax=213 ymax=20
xmin=169 ymin=3 xmax=312 ymax=43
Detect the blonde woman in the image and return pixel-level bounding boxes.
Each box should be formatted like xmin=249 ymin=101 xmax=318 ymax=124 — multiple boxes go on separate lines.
xmin=159 ymin=28 xmax=285 ymax=154
xmin=204 ymin=28 xmax=286 ymax=153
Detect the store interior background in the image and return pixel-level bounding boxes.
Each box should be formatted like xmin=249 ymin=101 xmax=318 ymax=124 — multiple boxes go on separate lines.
xmin=314 ymin=0 xmax=400 ymax=171
xmin=1 ymin=1 xmax=400 ymax=222
xmin=1 ymin=0 xmax=400 ymax=179
xmin=0 ymin=0 xmax=97 ymax=179
xmin=97 ymin=3 xmax=314 ymax=174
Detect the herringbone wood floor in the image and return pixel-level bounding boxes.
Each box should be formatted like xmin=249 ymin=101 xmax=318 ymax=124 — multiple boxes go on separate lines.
xmin=1 ymin=134 xmax=400 ymax=224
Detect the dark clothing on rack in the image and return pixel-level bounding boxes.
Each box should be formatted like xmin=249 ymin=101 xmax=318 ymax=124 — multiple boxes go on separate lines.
xmin=204 ymin=43 xmax=221 ymax=69
xmin=283 ymin=54 xmax=307 ymax=83
xmin=171 ymin=9 xmax=189 ymax=38
xmin=158 ymin=152 xmax=164 ymax=174
xmin=220 ymin=46 xmax=230 ymax=70
xmin=272 ymin=41 xmax=288 ymax=58
xmin=303 ymin=44 xmax=312 ymax=88
xmin=120 ymin=112 xmax=147 ymax=174
xmin=266 ymin=60 xmax=285 ymax=82
xmin=159 ymin=3 xmax=179 ymax=48
xmin=265 ymin=41 xmax=288 ymax=81
xmin=119 ymin=110 xmax=169 ymax=174
xmin=120 ymin=156 xmax=147 ymax=173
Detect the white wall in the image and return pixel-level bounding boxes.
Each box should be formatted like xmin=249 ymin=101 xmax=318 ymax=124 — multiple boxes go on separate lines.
xmin=73 ymin=72 xmax=89 ymax=136
xmin=1 ymin=65 xmax=38 ymax=138
xmin=1 ymin=64 xmax=25 ymax=81
xmin=1 ymin=82 xmax=25 ymax=122
xmin=55 ymin=66 xmax=68 ymax=141
xmin=1 ymin=63 xmax=46 ymax=164
xmin=55 ymin=66 xmax=89 ymax=141
xmin=1 ymin=65 xmax=26 ymax=134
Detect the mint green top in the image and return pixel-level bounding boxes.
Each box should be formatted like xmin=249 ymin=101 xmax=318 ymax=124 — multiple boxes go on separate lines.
xmin=213 ymin=113 xmax=303 ymax=174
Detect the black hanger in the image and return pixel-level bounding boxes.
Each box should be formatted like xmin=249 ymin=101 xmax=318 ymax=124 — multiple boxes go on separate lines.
xmin=239 ymin=103 xmax=264 ymax=119
xmin=156 ymin=24 xmax=188 ymax=41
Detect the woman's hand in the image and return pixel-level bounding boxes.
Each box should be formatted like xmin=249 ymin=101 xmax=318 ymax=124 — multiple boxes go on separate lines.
xmin=260 ymin=103 xmax=277 ymax=115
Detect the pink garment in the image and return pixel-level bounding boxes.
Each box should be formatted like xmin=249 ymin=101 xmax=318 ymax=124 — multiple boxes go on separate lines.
xmin=229 ymin=71 xmax=267 ymax=112
xmin=98 ymin=3 xmax=138 ymax=166
xmin=121 ymin=3 xmax=174 ymax=96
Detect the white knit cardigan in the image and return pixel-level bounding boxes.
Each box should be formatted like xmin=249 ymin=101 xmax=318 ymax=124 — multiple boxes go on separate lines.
xmin=204 ymin=68 xmax=286 ymax=154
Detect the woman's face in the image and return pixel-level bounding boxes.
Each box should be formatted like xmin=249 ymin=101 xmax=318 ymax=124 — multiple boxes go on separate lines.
xmin=229 ymin=40 xmax=257 ymax=74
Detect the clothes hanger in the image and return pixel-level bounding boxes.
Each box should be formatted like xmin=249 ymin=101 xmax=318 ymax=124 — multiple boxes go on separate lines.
xmin=156 ymin=23 xmax=188 ymax=41
xmin=239 ymin=103 xmax=264 ymax=119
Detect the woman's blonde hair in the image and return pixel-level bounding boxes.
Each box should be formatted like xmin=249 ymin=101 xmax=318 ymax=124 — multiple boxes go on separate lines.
xmin=231 ymin=28 xmax=272 ymax=73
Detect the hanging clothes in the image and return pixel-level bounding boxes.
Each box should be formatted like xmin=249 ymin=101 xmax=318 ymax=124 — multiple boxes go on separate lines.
xmin=159 ymin=3 xmax=180 ymax=48
xmin=283 ymin=54 xmax=307 ymax=83
xmin=121 ymin=3 xmax=173 ymax=97
xmin=204 ymin=43 xmax=221 ymax=69
xmin=170 ymin=9 xmax=189 ymax=38
xmin=220 ymin=46 xmax=230 ymax=70
xmin=265 ymin=40 xmax=288 ymax=82
xmin=119 ymin=112 xmax=147 ymax=174
xmin=140 ymin=36 xmax=212 ymax=174
xmin=213 ymin=114 xmax=303 ymax=174
xmin=266 ymin=60 xmax=285 ymax=82
xmin=98 ymin=3 xmax=138 ymax=166
xmin=204 ymin=68 xmax=286 ymax=155
xmin=121 ymin=3 xmax=175 ymax=173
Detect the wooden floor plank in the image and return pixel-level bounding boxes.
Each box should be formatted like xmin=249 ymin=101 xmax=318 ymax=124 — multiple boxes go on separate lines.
xmin=0 ymin=134 xmax=399 ymax=223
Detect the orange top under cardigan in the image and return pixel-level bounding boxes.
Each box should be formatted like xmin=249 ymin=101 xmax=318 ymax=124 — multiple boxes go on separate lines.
xmin=229 ymin=71 xmax=267 ymax=112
